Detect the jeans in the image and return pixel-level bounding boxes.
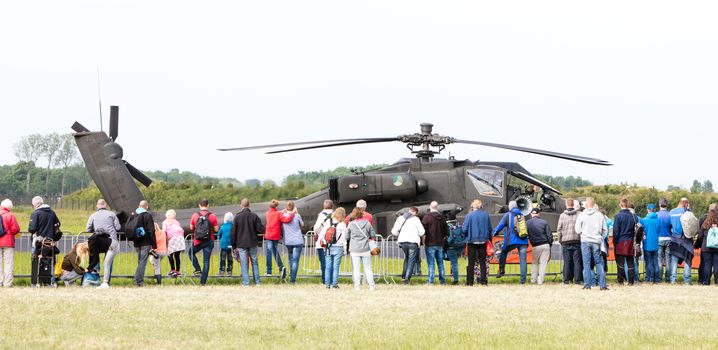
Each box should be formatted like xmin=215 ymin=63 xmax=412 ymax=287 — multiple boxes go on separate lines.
xmin=425 ymin=246 xmax=446 ymax=284
xmin=581 ymin=242 xmax=606 ymax=289
xmin=531 ymin=244 xmax=551 ymax=285
xmin=643 ymin=250 xmax=659 ymax=283
xmin=190 ymin=241 xmax=213 ymax=285
xmin=102 ymin=240 xmax=119 ymax=284
xmin=701 ymin=252 xmax=718 ymax=285
xmin=657 ymin=240 xmax=671 ymax=282
xmin=562 ymin=243 xmax=582 ymax=284
xmin=325 ymin=245 xmax=344 ymax=287
xmin=264 ymin=240 xmax=284 ymax=274
xmin=0 ymin=248 xmax=14 ymax=287
xmin=134 ymin=245 xmax=151 ymax=285
xmin=466 ymin=243 xmax=487 ymax=286
xmin=220 ymin=248 xmax=233 ymax=273
xmin=499 ymin=244 xmax=528 ymax=284
xmin=61 ymin=270 xmax=83 ymax=285
xmin=238 ymin=247 xmax=260 ymax=286
xmin=351 ymin=255 xmax=375 ymax=290
xmin=446 ymin=247 xmax=462 ymax=283
xmin=616 ymin=255 xmax=635 ymax=285
xmin=670 ymin=255 xmax=693 ymax=284
xmin=400 ymin=242 xmax=420 ymax=282
xmin=317 ymin=248 xmax=326 ymax=284
xmin=286 ymin=245 xmax=303 ymax=283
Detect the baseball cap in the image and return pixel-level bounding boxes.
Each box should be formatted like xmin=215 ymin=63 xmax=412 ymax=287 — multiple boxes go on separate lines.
xmin=647 ymin=203 xmax=656 ymax=210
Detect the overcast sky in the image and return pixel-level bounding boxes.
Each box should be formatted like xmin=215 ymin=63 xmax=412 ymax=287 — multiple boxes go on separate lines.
xmin=2 ymin=1 xmax=717 ymax=189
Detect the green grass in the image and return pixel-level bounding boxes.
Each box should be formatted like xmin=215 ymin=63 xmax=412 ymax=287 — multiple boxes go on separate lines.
xmin=1 ymin=284 xmax=716 ymax=349
xmin=12 ymin=206 xmax=94 ymax=234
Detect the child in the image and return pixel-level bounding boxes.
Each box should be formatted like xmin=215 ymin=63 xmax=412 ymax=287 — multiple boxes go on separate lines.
xmin=218 ymin=212 xmax=234 ymax=276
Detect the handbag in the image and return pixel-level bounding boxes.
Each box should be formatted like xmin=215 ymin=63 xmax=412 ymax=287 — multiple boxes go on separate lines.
xmin=632 ymin=215 xmax=642 ymax=257
xmin=486 ymin=240 xmax=495 ymax=257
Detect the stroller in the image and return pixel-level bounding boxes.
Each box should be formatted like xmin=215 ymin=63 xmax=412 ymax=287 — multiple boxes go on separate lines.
xmin=32 ymin=238 xmax=59 ymax=287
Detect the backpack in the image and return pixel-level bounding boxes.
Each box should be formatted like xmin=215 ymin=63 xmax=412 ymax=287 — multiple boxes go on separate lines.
xmin=0 ymin=213 xmax=6 ymax=238
xmin=125 ymin=213 xmax=144 ymax=241
xmin=447 ymin=221 xmax=466 ymax=248
xmin=707 ymin=226 xmax=718 ymax=249
xmin=680 ymin=211 xmax=699 ymax=239
xmin=324 ymin=222 xmax=341 ymax=246
xmin=513 ymin=214 xmax=528 ymax=239
xmin=195 ymin=212 xmax=212 ymax=241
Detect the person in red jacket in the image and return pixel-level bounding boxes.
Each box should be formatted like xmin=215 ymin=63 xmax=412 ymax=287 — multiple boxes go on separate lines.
xmin=189 ymin=199 xmax=220 ymax=286
xmin=1 ymin=199 xmax=21 ymax=287
xmin=264 ymin=199 xmax=294 ymax=278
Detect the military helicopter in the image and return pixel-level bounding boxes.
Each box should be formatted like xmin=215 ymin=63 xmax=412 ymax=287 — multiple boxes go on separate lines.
xmin=72 ymin=107 xmax=611 ymax=235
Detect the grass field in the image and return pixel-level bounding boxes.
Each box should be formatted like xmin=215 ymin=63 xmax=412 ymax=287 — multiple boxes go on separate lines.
xmin=1 ymin=284 xmax=717 ymax=349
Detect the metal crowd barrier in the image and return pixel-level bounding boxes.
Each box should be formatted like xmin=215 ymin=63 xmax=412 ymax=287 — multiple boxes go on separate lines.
xmin=9 ymin=231 xmax=693 ymax=284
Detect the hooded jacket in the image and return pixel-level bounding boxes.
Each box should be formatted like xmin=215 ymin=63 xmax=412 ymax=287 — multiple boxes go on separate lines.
xmin=217 ymin=222 xmax=233 ymax=249
xmin=462 ymin=209 xmax=493 ymax=244
xmin=640 ymin=212 xmax=661 ymax=252
xmin=557 ymin=209 xmax=580 ymax=245
xmin=0 ymin=207 xmax=21 ymax=248
xmin=574 ymin=208 xmax=607 ymax=245
xmin=28 ymin=205 xmax=61 ymax=240
xmin=348 ymin=219 xmax=377 ymax=255
xmin=231 ymin=208 xmax=265 ymax=249
xmin=493 ymin=208 xmax=528 ymax=246
xmin=422 ymin=211 xmax=448 ymax=247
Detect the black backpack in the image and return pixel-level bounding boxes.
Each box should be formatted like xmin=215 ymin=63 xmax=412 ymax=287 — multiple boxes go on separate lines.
xmin=0 ymin=213 xmax=6 ymax=238
xmin=125 ymin=213 xmax=142 ymax=241
xmin=195 ymin=212 xmax=212 ymax=241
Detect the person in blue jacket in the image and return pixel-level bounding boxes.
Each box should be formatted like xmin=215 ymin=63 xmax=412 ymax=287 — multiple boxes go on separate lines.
xmin=217 ymin=212 xmax=234 ymax=277
xmin=640 ymin=204 xmax=662 ymax=283
xmin=656 ymin=200 xmax=672 ymax=283
xmin=493 ymin=201 xmax=528 ymax=283
xmin=669 ymin=198 xmax=690 ymax=284
xmin=462 ymin=199 xmax=493 ymax=286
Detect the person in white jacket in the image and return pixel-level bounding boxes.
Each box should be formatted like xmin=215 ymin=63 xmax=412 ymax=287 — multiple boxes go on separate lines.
xmin=313 ymin=200 xmax=334 ymax=285
xmin=574 ymin=197 xmax=608 ymax=290
xmin=391 ymin=207 xmax=425 ymax=285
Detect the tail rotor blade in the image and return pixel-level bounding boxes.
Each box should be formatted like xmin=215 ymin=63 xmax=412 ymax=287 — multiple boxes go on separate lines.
xmin=109 ymin=106 xmax=119 ymax=141
xmin=124 ymin=161 xmax=153 ymax=187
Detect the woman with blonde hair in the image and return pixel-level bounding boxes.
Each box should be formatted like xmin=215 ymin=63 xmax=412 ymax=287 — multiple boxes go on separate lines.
xmin=61 ymin=242 xmax=89 ymax=286
xmin=323 ymin=207 xmax=347 ymax=289
xmin=163 ymin=209 xmax=186 ymax=278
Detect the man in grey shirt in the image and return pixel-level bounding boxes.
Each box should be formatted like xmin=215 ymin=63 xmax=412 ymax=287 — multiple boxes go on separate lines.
xmin=85 ymin=199 xmax=121 ymax=289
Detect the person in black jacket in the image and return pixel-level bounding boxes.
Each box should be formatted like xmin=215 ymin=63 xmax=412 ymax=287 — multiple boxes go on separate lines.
xmin=231 ymin=198 xmax=265 ymax=286
xmin=697 ymin=207 xmax=718 ymax=285
xmin=422 ymin=202 xmax=448 ymax=285
xmin=527 ymin=208 xmax=553 ymax=284
xmin=613 ymin=198 xmax=636 ymax=285
xmin=28 ymin=196 xmax=61 ymax=287
xmin=130 ymin=200 xmax=156 ymax=287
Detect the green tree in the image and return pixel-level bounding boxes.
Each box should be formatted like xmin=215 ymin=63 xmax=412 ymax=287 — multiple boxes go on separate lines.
xmin=12 ymin=134 xmax=44 ymax=194
xmin=703 ymin=180 xmax=713 ymax=194
xmin=691 ymin=179 xmax=702 ymax=194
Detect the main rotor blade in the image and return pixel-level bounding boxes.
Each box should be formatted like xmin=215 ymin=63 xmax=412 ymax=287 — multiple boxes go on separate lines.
xmin=267 ymin=138 xmax=399 ymax=154
xmin=124 ymin=161 xmax=153 ymax=187
xmin=109 ymin=106 xmax=119 ymax=141
xmin=453 ymin=139 xmax=612 ymax=166
xmin=218 ymin=138 xmax=395 ymax=152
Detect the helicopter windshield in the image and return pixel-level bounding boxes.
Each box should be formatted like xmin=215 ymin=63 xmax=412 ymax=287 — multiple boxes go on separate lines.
xmin=468 ymin=169 xmax=503 ymax=197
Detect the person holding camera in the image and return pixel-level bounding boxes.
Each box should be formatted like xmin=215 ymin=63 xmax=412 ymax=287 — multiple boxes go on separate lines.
xmin=85 ymin=199 xmax=121 ymax=289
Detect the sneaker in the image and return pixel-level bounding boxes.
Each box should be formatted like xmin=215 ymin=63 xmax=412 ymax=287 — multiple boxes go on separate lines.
xmin=497 ymin=271 xmax=505 ymax=279
xmin=600 ymin=287 xmax=610 ymax=291
xmin=264 ymin=272 xmax=272 ymax=277
xmin=451 ymin=281 xmax=459 ymax=286
xmin=167 ymin=271 xmax=175 ymax=277
xmin=332 ymin=285 xmax=340 ymax=289
xmin=192 ymin=270 xmax=201 ymax=277
xmin=219 ymin=271 xmax=225 ymax=277
xmin=582 ymin=286 xmax=591 ymax=290
xmin=227 ymin=272 xmax=232 ymax=277
xmin=280 ymin=267 xmax=287 ymax=280
xmin=96 ymin=283 xmax=110 ymax=289
xmin=174 ymin=272 xmax=182 ymax=278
